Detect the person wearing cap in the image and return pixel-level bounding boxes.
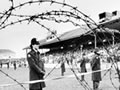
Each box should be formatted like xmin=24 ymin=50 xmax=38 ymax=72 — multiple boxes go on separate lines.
xmin=60 ymin=54 xmax=66 ymax=76
xmin=91 ymin=48 xmax=101 ymax=90
xmin=77 ymin=53 xmax=87 ymax=81
xmin=27 ymin=38 xmax=46 ymax=90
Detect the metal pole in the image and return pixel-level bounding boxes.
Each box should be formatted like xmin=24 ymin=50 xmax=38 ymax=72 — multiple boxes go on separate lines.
xmin=94 ymin=34 xmax=97 ymax=49
xmin=112 ymin=31 xmax=115 ymax=47
xmin=80 ymin=45 xmax=83 ymax=57
xmin=26 ymin=49 xmax=28 ymax=58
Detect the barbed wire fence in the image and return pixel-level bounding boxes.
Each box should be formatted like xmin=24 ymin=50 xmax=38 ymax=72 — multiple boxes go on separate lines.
xmin=0 ymin=0 xmax=120 ymax=90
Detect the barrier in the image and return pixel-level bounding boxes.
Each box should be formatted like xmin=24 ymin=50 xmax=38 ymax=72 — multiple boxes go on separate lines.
xmin=0 ymin=67 xmax=111 ymax=90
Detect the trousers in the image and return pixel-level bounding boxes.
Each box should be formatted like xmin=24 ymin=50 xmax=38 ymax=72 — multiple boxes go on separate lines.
xmin=93 ymin=81 xmax=100 ymax=90
xmin=30 ymin=88 xmax=42 ymax=90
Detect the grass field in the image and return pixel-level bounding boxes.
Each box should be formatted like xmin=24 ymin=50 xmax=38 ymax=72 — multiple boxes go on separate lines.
xmin=0 ymin=63 xmax=119 ymax=90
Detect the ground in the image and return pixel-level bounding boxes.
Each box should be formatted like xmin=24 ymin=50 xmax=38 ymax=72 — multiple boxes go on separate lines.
xmin=0 ymin=63 xmax=119 ymax=90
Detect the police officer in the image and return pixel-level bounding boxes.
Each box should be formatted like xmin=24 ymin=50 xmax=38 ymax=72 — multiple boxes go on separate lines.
xmin=77 ymin=53 xmax=87 ymax=81
xmin=60 ymin=55 xmax=66 ymax=76
xmin=91 ymin=48 xmax=101 ymax=90
xmin=80 ymin=53 xmax=87 ymax=81
xmin=27 ymin=38 xmax=46 ymax=90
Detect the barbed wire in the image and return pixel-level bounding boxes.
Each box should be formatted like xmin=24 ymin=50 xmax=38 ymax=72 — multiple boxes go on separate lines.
xmin=0 ymin=0 xmax=120 ymax=90
xmin=67 ymin=63 xmax=91 ymax=90
xmin=0 ymin=69 xmax=26 ymax=90
xmin=110 ymin=68 xmax=118 ymax=90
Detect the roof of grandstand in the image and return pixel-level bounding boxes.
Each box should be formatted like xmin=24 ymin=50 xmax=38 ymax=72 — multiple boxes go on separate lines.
xmin=23 ymin=15 xmax=120 ymax=53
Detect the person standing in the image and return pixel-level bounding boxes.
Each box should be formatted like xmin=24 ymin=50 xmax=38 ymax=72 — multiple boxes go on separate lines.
xmin=77 ymin=53 xmax=87 ymax=81
xmin=0 ymin=63 xmax=2 ymax=68
xmin=91 ymin=48 xmax=101 ymax=90
xmin=13 ymin=61 xmax=17 ymax=70
xmin=80 ymin=53 xmax=87 ymax=81
xmin=60 ymin=55 xmax=66 ymax=76
xmin=7 ymin=62 xmax=10 ymax=69
xmin=27 ymin=38 xmax=46 ymax=90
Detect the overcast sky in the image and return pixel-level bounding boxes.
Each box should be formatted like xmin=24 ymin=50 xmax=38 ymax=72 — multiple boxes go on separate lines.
xmin=0 ymin=0 xmax=120 ymax=58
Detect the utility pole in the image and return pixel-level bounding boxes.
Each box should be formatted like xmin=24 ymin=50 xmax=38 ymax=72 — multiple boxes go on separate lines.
xmin=80 ymin=45 xmax=83 ymax=56
xmin=94 ymin=34 xmax=97 ymax=49
xmin=112 ymin=31 xmax=115 ymax=47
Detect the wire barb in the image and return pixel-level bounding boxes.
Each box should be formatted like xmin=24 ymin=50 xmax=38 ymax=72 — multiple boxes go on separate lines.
xmin=0 ymin=0 xmax=120 ymax=90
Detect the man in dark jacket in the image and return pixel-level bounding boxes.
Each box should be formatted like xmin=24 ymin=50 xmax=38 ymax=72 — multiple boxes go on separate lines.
xmin=80 ymin=53 xmax=87 ymax=81
xmin=77 ymin=53 xmax=87 ymax=81
xmin=91 ymin=48 xmax=101 ymax=90
xmin=60 ymin=55 xmax=66 ymax=76
xmin=27 ymin=38 xmax=46 ymax=90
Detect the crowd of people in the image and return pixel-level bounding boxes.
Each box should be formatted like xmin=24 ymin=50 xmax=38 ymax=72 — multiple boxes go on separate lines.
xmin=0 ymin=37 xmax=120 ymax=90
xmin=0 ymin=58 xmax=27 ymax=70
xmin=42 ymin=43 xmax=120 ymax=64
xmin=27 ymin=38 xmax=120 ymax=90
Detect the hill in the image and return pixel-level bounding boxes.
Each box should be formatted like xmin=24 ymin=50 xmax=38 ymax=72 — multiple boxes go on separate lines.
xmin=0 ymin=49 xmax=16 ymax=58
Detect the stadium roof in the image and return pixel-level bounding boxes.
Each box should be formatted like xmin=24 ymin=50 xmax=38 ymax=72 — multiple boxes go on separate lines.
xmin=23 ymin=25 xmax=90 ymax=50
xmin=39 ymin=28 xmax=120 ymax=49
xmin=23 ymin=15 xmax=120 ymax=50
xmin=39 ymin=15 xmax=120 ymax=49
xmin=40 ymin=25 xmax=90 ymax=47
xmin=98 ymin=16 xmax=120 ymax=31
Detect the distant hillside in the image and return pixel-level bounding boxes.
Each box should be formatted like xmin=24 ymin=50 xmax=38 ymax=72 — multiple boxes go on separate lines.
xmin=0 ymin=49 xmax=16 ymax=58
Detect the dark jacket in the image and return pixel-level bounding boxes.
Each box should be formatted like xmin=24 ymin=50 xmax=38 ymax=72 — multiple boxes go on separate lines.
xmin=80 ymin=58 xmax=87 ymax=73
xmin=60 ymin=57 xmax=66 ymax=73
xmin=27 ymin=50 xmax=46 ymax=89
xmin=91 ymin=54 xmax=101 ymax=81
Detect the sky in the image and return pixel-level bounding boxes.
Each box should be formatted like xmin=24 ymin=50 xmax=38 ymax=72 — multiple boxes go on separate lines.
xmin=0 ymin=0 xmax=120 ymax=58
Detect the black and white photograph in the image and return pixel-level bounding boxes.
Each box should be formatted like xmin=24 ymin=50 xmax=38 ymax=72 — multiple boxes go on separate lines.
xmin=0 ymin=0 xmax=120 ymax=90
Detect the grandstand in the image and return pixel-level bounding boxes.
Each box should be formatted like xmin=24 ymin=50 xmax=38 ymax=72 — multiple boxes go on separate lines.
xmin=39 ymin=11 xmax=120 ymax=54
xmin=23 ymin=27 xmax=120 ymax=54
xmin=23 ymin=11 xmax=120 ymax=63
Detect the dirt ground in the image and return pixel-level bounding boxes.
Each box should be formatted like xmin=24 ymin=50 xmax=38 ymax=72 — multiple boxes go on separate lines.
xmin=0 ymin=63 xmax=119 ymax=90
